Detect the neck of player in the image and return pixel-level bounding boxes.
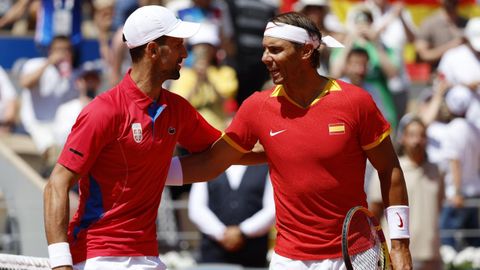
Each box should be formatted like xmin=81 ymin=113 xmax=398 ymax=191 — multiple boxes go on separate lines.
xmin=284 ymin=69 xmax=329 ymax=108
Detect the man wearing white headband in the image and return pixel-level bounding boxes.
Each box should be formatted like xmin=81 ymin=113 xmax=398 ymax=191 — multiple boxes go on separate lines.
xmin=44 ymin=5 xmax=224 ymax=270
xmin=168 ymin=12 xmax=412 ymax=270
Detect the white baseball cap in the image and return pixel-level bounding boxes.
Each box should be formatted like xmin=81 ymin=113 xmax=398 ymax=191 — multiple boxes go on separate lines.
xmin=465 ymin=17 xmax=480 ymax=52
xmin=123 ymin=5 xmax=201 ymax=49
xmin=188 ymin=23 xmax=221 ymax=47
xmin=445 ymin=85 xmax=472 ymax=116
xmin=294 ymin=0 xmax=329 ymax=11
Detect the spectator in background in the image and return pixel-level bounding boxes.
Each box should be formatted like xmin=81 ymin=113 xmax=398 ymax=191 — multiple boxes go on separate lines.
xmin=53 ymin=60 xmax=102 ymax=146
xmin=437 ymin=17 xmax=480 ymax=131
xmin=414 ymin=0 xmax=468 ymax=71
xmin=188 ymin=164 xmax=274 ymax=267
xmin=439 ymin=85 xmax=480 ymax=250
xmin=223 ymin=0 xmax=277 ymax=105
xmin=0 ymin=66 xmax=18 ymax=134
xmin=341 ymin=48 xmax=386 ymax=118
xmin=19 ymin=35 xmax=77 ymax=173
xmin=170 ymin=23 xmax=238 ymax=130
xmin=294 ymin=0 xmax=346 ymax=76
xmin=330 ymin=6 xmax=400 ymax=129
xmin=167 ymin=0 xmax=234 ymax=67
xmin=108 ymin=0 xmax=164 ymax=87
xmin=368 ymin=115 xmax=444 ymax=270
xmin=363 ymin=0 xmax=417 ymax=120
xmin=0 ymin=0 xmax=83 ymax=55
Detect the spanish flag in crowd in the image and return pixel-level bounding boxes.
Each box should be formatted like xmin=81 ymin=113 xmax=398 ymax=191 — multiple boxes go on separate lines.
xmin=281 ymin=0 xmax=480 ymax=26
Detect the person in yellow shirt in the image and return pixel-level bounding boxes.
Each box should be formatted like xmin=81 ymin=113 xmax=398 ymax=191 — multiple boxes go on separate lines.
xmin=170 ymin=23 xmax=238 ymax=130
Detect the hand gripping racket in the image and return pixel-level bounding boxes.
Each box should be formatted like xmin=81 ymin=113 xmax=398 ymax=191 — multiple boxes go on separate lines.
xmin=341 ymin=206 xmax=392 ymax=270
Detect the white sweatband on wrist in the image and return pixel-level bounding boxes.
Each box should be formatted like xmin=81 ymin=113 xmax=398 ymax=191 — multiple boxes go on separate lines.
xmin=385 ymin=205 xmax=410 ymax=239
xmin=48 ymin=242 xmax=72 ymax=268
xmin=165 ymin=156 xmax=183 ymax=186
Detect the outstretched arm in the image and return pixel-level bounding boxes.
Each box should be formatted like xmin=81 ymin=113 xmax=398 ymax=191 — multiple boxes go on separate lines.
xmin=366 ymin=136 xmax=412 ymax=270
xmin=180 ymin=138 xmax=256 ymax=184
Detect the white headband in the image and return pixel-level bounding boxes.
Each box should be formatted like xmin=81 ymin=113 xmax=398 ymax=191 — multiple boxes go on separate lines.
xmin=264 ymin=22 xmax=344 ymax=48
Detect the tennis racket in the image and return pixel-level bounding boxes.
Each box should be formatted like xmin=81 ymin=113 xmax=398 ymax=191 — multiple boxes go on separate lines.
xmin=341 ymin=206 xmax=391 ymax=270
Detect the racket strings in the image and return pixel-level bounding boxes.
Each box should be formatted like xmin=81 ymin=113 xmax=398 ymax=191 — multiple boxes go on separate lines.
xmin=348 ymin=214 xmax=384 ymax=269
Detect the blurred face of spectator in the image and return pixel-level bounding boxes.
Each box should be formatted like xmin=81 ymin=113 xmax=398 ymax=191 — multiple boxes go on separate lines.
xmin=302 ymin=5 xmax=328 ymax=30
xmin=345 ymin=52 xmax=369 ymax=86
xmin=441 ymin=0 xmax=459 ymax=12
xmin=76 ymin=72 xmax=101 ymax=98
xmin=49 ymin=37 xmax=73 ymax=64
xmin=401 ymin=121 xmax=427 ymax=158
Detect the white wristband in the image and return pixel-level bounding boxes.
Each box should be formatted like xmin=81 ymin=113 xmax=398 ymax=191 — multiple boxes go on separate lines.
xmin=165 ymin=156 xmax=183 ymax=186
xmin=385 ymin=205 xmax=410 ymax=239
xmin=48 ymin=242 xmax=73 ymax=268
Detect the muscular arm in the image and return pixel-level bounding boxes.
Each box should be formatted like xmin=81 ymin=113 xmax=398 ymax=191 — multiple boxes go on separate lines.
xmin=44 ymin=164 xmax=80 ymax=245
xmin=366 ymin=136 xmax=412 ymax=270
xmin=180 ymin=138 xmax=246 ymax=184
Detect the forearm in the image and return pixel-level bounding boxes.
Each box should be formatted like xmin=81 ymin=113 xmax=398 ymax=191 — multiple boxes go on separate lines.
xmin=20 ymin=62 xmax=50 ymax=89
xmin=375 ymin=43 xmax=399 ymax=79
xmin=44 ymin=181 xmax=71 ymax=244
xmin=379 ymin=165 xmax=408 ymax=207
xmin=180 ymin=138 xmax=244 ymax=184
xmin=44 ymin=164 xmax=78 ymax=244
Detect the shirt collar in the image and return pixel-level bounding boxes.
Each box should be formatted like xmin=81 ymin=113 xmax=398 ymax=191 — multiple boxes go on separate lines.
xmin=121 ymin=69 xmax=161 ymax=110
xmin=270 ymin=79 xmax=341 ymax=108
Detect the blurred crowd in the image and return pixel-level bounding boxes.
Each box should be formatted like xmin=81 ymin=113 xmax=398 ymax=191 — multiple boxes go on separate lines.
xmin=0 ymin=0 xmax=479 ymax=269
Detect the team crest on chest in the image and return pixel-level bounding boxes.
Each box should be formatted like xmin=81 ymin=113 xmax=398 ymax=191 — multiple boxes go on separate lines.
xmin=132 ymin=123 xmax=143 ymax=143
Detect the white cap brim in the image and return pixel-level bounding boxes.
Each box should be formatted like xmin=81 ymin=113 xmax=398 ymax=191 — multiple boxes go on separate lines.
xmin=166 ymin=20 xmax=201 ymax=39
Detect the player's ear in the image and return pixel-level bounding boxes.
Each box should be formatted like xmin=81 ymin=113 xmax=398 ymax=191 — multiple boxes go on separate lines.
xmin=146 ymin=42 xmax=158 ymax=57
xmin=302 ymin=43 xmax=315 ymax=61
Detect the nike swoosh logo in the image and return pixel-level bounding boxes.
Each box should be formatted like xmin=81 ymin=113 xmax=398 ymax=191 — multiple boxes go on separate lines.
xmin=270 ymin=129 xmax=286 ymax=136
xmin=396 ymin=212 xmax=404 ymax=228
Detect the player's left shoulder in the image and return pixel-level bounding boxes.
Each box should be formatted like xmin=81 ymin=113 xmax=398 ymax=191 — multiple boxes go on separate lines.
xmin=330 ymin=79 xmax=371 ymax=100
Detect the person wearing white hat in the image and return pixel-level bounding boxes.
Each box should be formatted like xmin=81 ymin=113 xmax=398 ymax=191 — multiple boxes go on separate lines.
xmin=168 ymin=11 xmax=412 ymax=270
xmin=44 ymin=5 xmax=224 ymax=270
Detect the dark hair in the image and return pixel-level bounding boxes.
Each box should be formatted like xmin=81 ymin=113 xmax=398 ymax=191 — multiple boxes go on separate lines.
xmin=49 ymin=35 xmax=72 ymax=49
xmin=347 ymin=47 xmax=369 ymax=60
xmin=270 ymin=12 xmax=322 ymax=68
xmin=126 ymin=35 xmax=167 ymax=63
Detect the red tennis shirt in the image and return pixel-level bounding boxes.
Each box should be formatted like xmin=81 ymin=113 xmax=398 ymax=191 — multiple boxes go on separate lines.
xmin=224 ymin=79 xmax=390 ymax=260
xmin=58 ymin=71 xmax=221 ymax=263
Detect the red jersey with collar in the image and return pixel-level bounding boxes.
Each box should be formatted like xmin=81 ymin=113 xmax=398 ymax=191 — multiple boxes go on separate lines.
xmin=58 ymin=72 xmax=221 ymax=263
xmin=224 ymin=79 xmax=390 ymax=260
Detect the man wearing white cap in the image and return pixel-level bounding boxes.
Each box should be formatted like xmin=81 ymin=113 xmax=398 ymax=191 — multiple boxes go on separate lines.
xmin=43 ymin=5 xmax=223 ymax=270
xmin=168 ymin=12 xmax=412 ymax=270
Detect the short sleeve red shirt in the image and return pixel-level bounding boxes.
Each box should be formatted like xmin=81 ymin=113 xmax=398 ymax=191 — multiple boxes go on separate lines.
xmin=225 ymin=79 xmax=390 ymax=260
xmin=59 ymin=71 xmax=221 ymax=263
